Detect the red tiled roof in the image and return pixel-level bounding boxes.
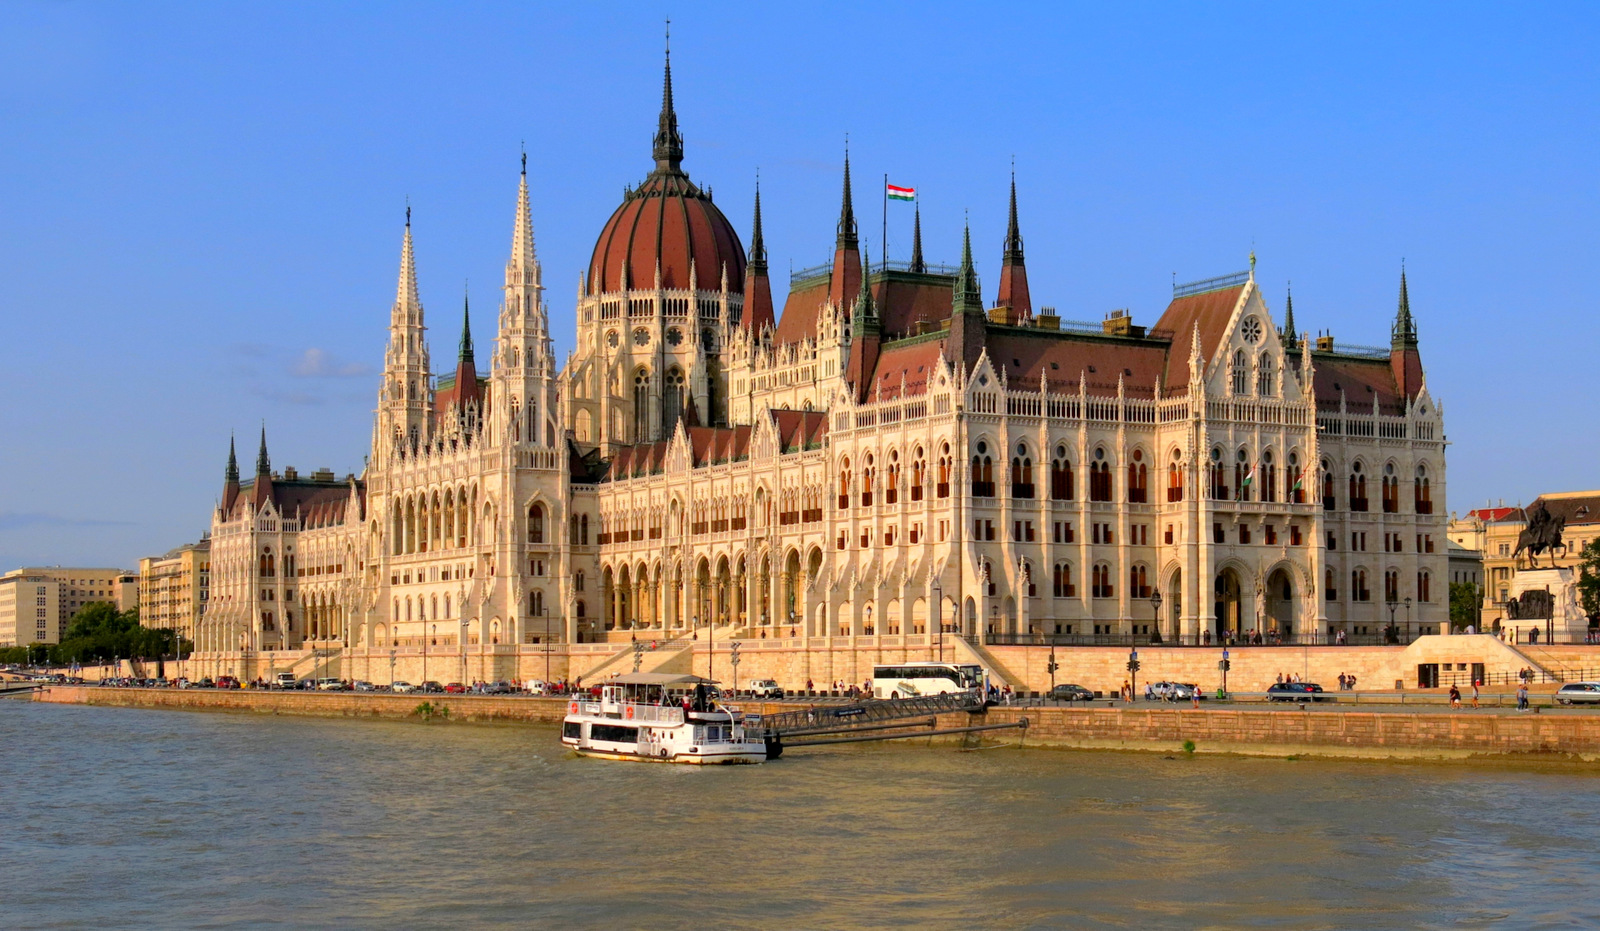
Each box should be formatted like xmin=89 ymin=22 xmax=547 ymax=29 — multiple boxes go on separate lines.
xmin=774 ymin=279 xmax=830 ymax=346
xmin=1466 ymin=506 xmax=1520 ymax=523
xmin=867 ymin=338 xmax=947 ymax=401
xmin=588 ymin=173 xmax=746 ymax=295
xmin=770 ymin=409 xmax=829 ymax=452
xmin=686 ymin=426 xmax=752 ymax=466
xmin=1150 ymin=285 xmax=1245 ymax=391
xmin=985 ymin=331 xmax=1167 ymax=397
xmin=775 ymin=272 xmax=955 ymax=347
xmin=1311 ymin=356 xmax=1404 ymax=414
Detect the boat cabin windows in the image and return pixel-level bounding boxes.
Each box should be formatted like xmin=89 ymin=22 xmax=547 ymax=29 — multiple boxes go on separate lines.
xmin=590 ymin=723 xmax=639 ymax=743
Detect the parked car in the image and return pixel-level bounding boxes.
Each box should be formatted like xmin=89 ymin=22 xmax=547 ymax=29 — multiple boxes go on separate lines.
xmin=215 ymin=675 xmax=239 ymax=689
xmin=272 ymin=672 xmax=298 ymax=690
xmin=1267 ymin=682 xmax=1327 ymax=702
xmin=444 ymin=682 xmax=467 ymax=694
xmin=1049 ymin=683 xmax=1096 ymax=702
xmin=315 ymin=678 xmax=346 ymax=691
xmin=747 ymin=679 xmax=784 ymax=699
xmin=421 ymin=681 xmax=445 ymax=694
xmin=482 ymin=680 xmax=515 ymax=694
xmin=524 ymin=679 xmax=548 ymax=694
xmin=391 ymin=681 xmax=418 ymax=694
xmin=1145 ymin=681 xmax=1203 ymax=701
xmin=1555 ymin=682 xmax=1600 ymax=704
xmin=352 ymin=680 xmax=377 ymax=692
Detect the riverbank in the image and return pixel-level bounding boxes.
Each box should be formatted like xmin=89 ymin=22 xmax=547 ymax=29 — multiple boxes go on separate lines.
xmin=35 ymin=685 xmax=1600 ymax=763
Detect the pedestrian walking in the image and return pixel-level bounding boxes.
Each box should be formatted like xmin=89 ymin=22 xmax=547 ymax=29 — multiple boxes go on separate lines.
xmin=1449 ymin=685 xmax=1461 ymax=710
xmin=1191 ymin=686 xmax=1201 ymax=709
xmin=1471 ymin=680 xmax=1480 ymax=709
xmin=1517 ymin=683 xmax=1530 ymax=711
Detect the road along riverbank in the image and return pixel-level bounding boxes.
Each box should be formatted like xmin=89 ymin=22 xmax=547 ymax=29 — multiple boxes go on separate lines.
xmin=38 ymin=685 xmax=1600 ymax=762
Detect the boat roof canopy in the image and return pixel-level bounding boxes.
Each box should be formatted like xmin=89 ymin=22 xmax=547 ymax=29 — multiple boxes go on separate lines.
xmin=608 ymin=673 xmax=713 ymax=686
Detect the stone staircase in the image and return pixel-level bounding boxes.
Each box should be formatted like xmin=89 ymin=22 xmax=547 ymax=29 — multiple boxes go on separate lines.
xmin=952 ymin=636 xmax=1028 ymax=690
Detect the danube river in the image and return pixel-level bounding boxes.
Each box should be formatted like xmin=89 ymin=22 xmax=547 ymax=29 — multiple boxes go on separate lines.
xmin=5 ymin=700 xmax=1599 ymax=929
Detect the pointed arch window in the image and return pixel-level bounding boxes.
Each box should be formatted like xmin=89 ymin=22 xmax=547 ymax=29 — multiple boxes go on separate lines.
xmin=1257 ymin=351 xmax=1274 ymax=396
xmin=911 ymin=448 xmax=926 ymax=502
xmin=1349 ymin=462 xmax=1369 ymax=512
xmin=886 ymin=451 xmax=900 ymax=504
xmin=528 ymin=503 xmax=545 ymax=544
xmin=972 ymin=442 xmax=995 ymax=497
xmin=937 ymin=443 xmax=951 ymax=498
xmin=1089 ymin=448 xmax=1113 ymax=502
xmin=1414 ymin=464 xmax=1433 ymax=514
xmin=1050 ymin=446 xmax=1074 ymax=500
xmin=1127 ymin=449 xmax=1148 ymax=503
xmin=838 ymin=457 xmax=852 ymax=510
xmin=1052 ymin=562 xmax=1076 ymax=598
xmin=1232 ymin=349 xmax=1249 ymax=395
xmin=633 ymin=369 xmax=651 ymax=442
xmin=1010 ymin=443 xmax=1034 ymax=498
xmin=1167 ymin=450 xmax=1184 ymax=502
xmin=662 ymin=368 xmax=686 ymax=434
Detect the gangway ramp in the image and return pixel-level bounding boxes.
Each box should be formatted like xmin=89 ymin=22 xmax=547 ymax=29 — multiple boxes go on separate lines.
xmin=747 ymin=693 xmax=1024 ymax=755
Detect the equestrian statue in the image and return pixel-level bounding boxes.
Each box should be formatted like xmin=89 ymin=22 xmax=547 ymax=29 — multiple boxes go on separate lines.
xmin=1514 ymin=501 xmax=1567 ymax=569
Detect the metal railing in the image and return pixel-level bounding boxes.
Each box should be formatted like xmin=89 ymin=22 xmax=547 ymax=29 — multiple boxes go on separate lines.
xmin=790 ymin=258 xmax=961 ymax=284
xmin=753 ymin=692 xmax=984 ymax=737
xmin=1174 ymin=270 xmax=1249 ymax=298
xmin=981 ymin=631 xmax=1427 ymax=648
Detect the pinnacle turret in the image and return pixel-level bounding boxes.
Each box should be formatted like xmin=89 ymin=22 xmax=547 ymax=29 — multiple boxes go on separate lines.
xmin=953 ymin=221 xmax=983 ymax=315
xmin=853 ymin=246 xmax=876 ymax=325
xmin=1281 ymin=284 xmax=1299 ymax=350
xmin=508 ymin=154 xmax=538 ymax=281
xmin=1003 ymin=172 xmax=1024 ymax=265
xmin=1392 ymin=266 xmax=1418 ymax=350
xmin=396 ymin=208 xmax=420 ymax=319
xmin=749 ymin=179 xmax=766 ymax=270
xmin=225 ymin=435 xmax=239 ymax=484
xmin=459 ymin=289 xmax=475 ymax=366
xmin=909 ymin=203 xmax=925 ymax=274
xmin=255 ymin=426 xmax=270 ymax=476
xmin=836 ymin=145 xmax=858 ymax=250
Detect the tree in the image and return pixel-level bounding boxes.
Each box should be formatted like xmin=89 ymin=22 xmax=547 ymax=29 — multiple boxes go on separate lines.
xmin=1449 ymin=581 xmax=1481 ymax=632
xmin=1577 ymin=538 xmax=1600 ymax=620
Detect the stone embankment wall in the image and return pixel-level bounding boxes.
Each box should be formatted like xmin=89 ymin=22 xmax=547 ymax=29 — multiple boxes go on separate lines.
xmin=36 ymin=686 xmax=1600 ymax=762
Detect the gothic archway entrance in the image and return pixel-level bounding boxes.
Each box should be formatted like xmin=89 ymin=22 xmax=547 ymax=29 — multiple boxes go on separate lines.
xmin=1214 ymin=568 xmax=1242 ymax=638
xmin=1266 ymin=567 xmax=1295 ymax=638
xmin=1165 ymin=569 xmax=1183 ymax=641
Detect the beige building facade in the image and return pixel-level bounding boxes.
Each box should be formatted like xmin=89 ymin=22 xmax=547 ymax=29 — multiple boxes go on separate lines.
xmin=138 ymin=539 xmax=210 ymax=642
xmin=0 ymin=567 xmax=129 ymax=646
xmin=1449 ymin=491 xmax=1600 ymax=632
xmin=194 ymin=55 xmax=1449 ymax=685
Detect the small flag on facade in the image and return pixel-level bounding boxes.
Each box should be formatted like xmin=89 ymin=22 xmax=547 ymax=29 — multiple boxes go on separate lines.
xmin=1242 ymin=464 xmax=1256 ymax=488
xmin=886 ymin=183 xmax=915 ymax=201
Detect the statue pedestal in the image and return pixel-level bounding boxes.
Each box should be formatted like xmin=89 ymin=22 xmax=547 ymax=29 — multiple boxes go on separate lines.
xmin=1506 ymin=568 xmax=1584 ymax=645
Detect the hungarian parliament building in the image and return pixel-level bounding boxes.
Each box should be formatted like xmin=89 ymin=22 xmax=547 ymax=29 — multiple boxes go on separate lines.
xmin=195 ymin=54 xmax=1447 ymax=682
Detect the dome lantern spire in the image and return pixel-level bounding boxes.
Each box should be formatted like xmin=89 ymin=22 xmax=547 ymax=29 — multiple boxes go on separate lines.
xmin=652 ymin=23 xmax=684 ymax=174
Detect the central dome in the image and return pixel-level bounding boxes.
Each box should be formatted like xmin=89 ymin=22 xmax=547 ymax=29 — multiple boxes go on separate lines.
xmin=586 ymin=55 xmax=745 ymax=296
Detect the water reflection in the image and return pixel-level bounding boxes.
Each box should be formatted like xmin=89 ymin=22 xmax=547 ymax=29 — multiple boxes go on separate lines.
xmin=4 ymin=701 xmax=1599 ymax=929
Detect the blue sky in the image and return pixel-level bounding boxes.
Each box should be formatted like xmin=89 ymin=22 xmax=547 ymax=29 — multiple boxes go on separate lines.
xmin=2 ymin=2 xmax=1597 ymax=570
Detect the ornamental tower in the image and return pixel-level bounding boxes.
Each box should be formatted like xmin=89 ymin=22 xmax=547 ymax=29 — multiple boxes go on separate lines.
xmin=493 ymin=155 xmax=558 ymax=448
xmin=375 ymin=211 xmax=433 ymax=458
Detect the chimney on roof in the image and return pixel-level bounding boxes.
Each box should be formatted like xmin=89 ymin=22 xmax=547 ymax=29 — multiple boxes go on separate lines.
xmin=1102 ymin=309 xmax=1144 ymax=338
xmin=1315 ymin=334 xmax=1335 ymax=351
xmin=1036 ymin=306 xmax=1060 ymax=330
xmin=283 ymin=466 xmax=297 ymax=481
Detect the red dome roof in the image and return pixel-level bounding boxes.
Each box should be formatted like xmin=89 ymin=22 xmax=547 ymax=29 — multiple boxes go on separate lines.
xmin=588 ymin=172 xmax=745 ymax=296
xmin=587 ymin=52 xmax=745 ymax=296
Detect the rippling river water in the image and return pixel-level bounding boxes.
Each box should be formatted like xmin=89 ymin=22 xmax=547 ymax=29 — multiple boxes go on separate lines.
xmin=5 ymin=700 xmax=1600 ymax=929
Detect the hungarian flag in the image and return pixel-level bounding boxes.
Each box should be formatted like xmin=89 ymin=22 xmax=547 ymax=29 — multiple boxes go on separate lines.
xmin=1291 ymin=466 xmax=1305 ymax=492
xmin=887 ymin=183 xmax=915 ymax=201
xmin=1242 ymin=464 xmax=1256 ymax=488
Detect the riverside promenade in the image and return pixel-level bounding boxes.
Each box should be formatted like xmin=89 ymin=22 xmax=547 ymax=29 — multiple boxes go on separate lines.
xmin=34 ymin=685 xmax=1600 ymax=763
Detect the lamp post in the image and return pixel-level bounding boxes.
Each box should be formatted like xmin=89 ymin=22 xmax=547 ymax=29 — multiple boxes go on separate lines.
xmin=1219 ymin=647 xmax=1230 ymax=698
xmin=1047 ymin=644 xmax=1059 ymax=694
xmin=1404 ymin=596 xmax=1413 ymax=644
xmin=1386 ymin=598 xmax=1399 ymax=645
xmin=1150 ymin=590 xmax=1164 ymax=644
xmin=932 ymin=583 xmax=944 ymax=662
xmin=729 ymin=641 xmax=741 ymax=697
xmin=1127 ymin=648 xmax=1140 ymax=702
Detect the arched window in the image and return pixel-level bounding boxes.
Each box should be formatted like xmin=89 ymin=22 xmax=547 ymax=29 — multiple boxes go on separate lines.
xmin=1092 ymin=563 xmax=1114 ymax=599
xmin=983 ymin=560 xmax=996 ymax=597
xmin=530 ymin=590 xmax=545 ymax=615
xmin=1352 ymin=569 xmax=1370 ymax=602
xmin=838 ymin=457 xmax=852 ymax=509
xmin=1234 ymin=448 xmax=1252 ymax=502
xmin=1129 ymin=565 xmax=1150 ymax=599
xmin=1210 ymin=447 xmax=1228 ymax=500
xmin=1288 ymin=451 xmax=1304 ymax=504
xmin=1050 ymin=445 xmax=1074 ymax=500
xmin=1089 ymin=448 xmax=1112 ymax=502
xmin=1261 ymin=450 xmax=1277 ymax=503
xmin=1384 ymin=569 xmax=1399 ymax=604
xmin=1127 ymin=449 xmax=1148 ymax=503
xmin=886 ymin=450 xmax=900 ymax=505
xmin=1052 ymin=563 xmax=1076 ymax=598
xmin=528 ymin=503 xmax=545 ymax=544
xmin=1232 ymin=349 xmax=1249 ymax=395
xmin=1418 ymin=570 xmax=1432 ymax=603
xmin=972 ymin=442 xmax=995 ymax=497
xmin=662 ymin=368 xmax=685 ymax=434
xmin=1415 ymin=464 xmax=1433 ymax=514
xmin=1349 ymin=462 xmax=1369 ymax=512
xmin=1321 ymin=459 xmax=1335 ymax=510
xmin=581 ymin=513 xmax=590 ymax=545
xmin=911 ymin=448 xmax=926 ymax=502
xmin=1167 ymin=449 xmax=1184 ymax=502
xmin=861 ymin=453 xmax=875 ymax=507
xmin=1382 ymin=463 xmax=1399 ymax=513
xmin=1325 ymin=567 xmax=1338 ymax=602
xmin=1011 ymin=442 xmax=1034 ymax=498
xmin=1257 ymin=351 xmax=1274 ymax=396
xmin=936 ymin=446 xmax=951 ymax=498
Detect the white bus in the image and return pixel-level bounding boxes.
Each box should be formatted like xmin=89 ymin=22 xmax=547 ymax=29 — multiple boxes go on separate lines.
xmin=872 ymin=663 xmax=984 ymax=700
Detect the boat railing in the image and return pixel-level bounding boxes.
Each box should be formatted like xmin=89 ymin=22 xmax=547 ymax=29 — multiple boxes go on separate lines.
xmin=624 ymin=703 xmax=685 ymax=725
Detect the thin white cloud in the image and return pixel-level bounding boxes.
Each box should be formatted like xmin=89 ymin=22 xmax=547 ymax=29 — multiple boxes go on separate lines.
xmin=292 ymin=348 xmax=372 ymax=378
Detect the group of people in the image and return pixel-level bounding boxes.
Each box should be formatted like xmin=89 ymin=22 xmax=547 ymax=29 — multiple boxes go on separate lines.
xmin=1336 ymin=672 xmax=1359 ymax=691
xmin=1275 ymin=672 xmax=1308 ymax=685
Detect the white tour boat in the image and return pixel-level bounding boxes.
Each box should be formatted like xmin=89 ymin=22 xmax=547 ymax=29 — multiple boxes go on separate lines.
xmin=560 ymin=672 xmax=772 ymax=764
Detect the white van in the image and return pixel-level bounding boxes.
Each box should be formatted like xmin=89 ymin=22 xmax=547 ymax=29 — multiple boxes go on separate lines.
xmin=315 ymin=678 xmax=345 ymax=691
xmin=273 ymin=672 xmax=298 ymax=689
xmin=747 ymin=679 xmax=784 ymax=698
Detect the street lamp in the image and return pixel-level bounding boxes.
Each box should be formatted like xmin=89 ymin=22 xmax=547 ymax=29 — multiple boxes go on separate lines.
xmin=1386 ymin=598 xmax=1399 ymax=645
xmin=1404 ymin=596 xmax=1413 ymax=643
xmin=1126 ymin=648 xmax=1140 ymax=702
xmin=932 ymin=583 xmax=944 ymax=662
xmin=1150 ymin=590 xmax=1164 ymax=644
xmin=1219 ymin=647 xmax=1231 ymax=698
xmin=1047 ymin=644 xmax=1059 ymax=693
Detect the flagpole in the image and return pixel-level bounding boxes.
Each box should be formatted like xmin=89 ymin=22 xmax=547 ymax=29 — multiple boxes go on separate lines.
xmin=882 ymin=172 xmax=888 ymax=274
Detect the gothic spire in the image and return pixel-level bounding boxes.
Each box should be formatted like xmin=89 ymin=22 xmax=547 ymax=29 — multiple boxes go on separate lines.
xmin=651 ymin=31 xmax=683 ymax=173
xmin=396 ymin=207 xmax=420 ymax=317
xmin=1392 ymin=264 xmax=1418 ymax=349
xmin=953 ymin=220 xmax=983 ymax=315
xmin=255 ymin=425 xmax=270 ymax=476
xmin=510 ymin=153 xmax=537 ymax=274
xmin=225 ymin=434 xmax=239 ymax=484
xmin=854 ymin=245 xmax=876 ymax=323
xmin=836 ymin=144 xmax=858 ymax=250
xmin=748 ymin=177 xmax=767 ymax=271
xmin=459 ymin=288 xmax=475 ymax=366
xmin=1281 ymin=283 xmax=1299 ymax=350
xmin=1003 ymin=170 xmax=1024 ymax=265
xmin=909 ymin=203 xmax=925 ymax=274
